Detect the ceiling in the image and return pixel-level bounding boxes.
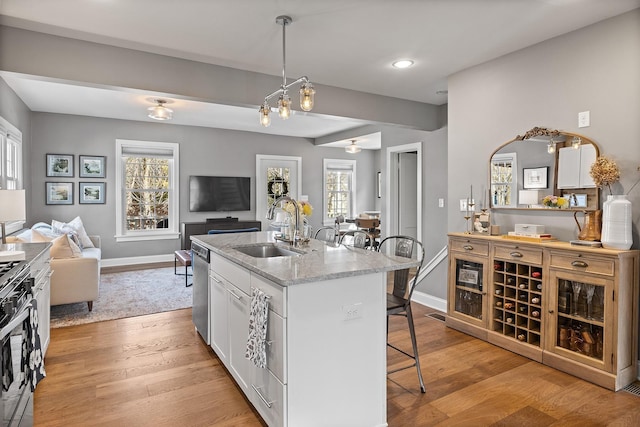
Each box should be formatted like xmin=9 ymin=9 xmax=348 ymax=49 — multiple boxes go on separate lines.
xmin=1 ymin=0 xmax=638 ymax=147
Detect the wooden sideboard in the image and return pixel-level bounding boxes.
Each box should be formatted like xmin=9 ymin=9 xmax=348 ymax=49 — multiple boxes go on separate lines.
xmin=181 ymin=218 xmax=262 ymax=249
xmin=446 ymin=232 xmax=639 ymax=391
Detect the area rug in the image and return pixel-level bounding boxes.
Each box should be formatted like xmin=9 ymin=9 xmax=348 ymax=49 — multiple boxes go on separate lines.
xmin=50 ymin=266 xmax=193 ymax=328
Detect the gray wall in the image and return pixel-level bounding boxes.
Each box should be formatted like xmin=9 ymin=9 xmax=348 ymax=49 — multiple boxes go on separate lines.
xmin=448 ymin=9 xmax=640 ymax=244
xmin=29 ymin=112 xmax=378 ymax=259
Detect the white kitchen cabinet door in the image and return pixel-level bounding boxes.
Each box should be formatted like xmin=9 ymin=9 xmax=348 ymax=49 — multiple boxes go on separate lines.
xmin=210 ymin=272 xmax=228 ymax=362
xmin=227 ymin=282 xmax=253 ymax=393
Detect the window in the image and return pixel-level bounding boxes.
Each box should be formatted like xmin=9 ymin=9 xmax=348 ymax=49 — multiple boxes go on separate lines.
xmin=490 ymin=152 xmax=517 ymax=207
xmin=0 ymin=116 xmax=24 ymax=234
xmin=115 ymin=139 xmax=179 ymax=242
xmin=323 ymin=159 xmax=356 ymax=225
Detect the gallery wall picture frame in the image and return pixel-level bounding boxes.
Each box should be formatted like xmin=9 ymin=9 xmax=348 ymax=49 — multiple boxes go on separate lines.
xmin=45 ymin=182 xmax=74 ymax=205
xmin=79 ymin=182 xmax=106 ymax=204
xmin=79 ymin=155 xmax=106 ymax=178
xmin=46 ymin=154 xmax=74 ymax=177
xmin=523 ymin=166 xmax=548 ymax=189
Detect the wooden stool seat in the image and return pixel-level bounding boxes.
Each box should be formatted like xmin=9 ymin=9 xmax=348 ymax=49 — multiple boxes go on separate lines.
xmin=174 ymin=250 xmax=192 ymax=287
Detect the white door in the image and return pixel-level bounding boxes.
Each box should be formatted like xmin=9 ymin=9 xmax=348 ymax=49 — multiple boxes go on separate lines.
xmin=256 ymin=155 xmax=302 ymax=230
xmin=398 ymin=152 xmax=418 ymax=238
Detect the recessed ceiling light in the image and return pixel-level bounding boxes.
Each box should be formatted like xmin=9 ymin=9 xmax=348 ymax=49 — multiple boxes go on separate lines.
xmin=392 ymin=59 xmax=414 ymax=69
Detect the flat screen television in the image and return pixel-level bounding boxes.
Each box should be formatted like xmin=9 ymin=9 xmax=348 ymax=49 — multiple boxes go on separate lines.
xmin=189 ymin=175 xmax=251 ymax=212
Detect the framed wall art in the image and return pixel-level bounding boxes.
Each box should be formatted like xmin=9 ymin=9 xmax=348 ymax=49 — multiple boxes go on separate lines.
xmin=79 ymin=182 xmax=106 ymax=204
xmin=46 ymin=154 xmax=74 ymax=177
xmin=79 ymin=155 xmax=106 ymax=178
xmin=523 ymin=166 xmax=548 ymax=189
xmin=46 ymin=182 xmax=74 ymax=205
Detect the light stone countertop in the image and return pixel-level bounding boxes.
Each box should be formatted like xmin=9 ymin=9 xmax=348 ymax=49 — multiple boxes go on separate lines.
xmin=191 ymin=231 xmax=419 ymax=286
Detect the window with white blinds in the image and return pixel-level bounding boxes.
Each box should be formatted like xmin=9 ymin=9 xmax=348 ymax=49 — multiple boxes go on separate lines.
xmin=115 ymin=139 xmax=180 ymax=242
xmin=0 ymin=116 xmax=24 ymax=234
xmin=323 ymin=159 xmax=356 ymax=225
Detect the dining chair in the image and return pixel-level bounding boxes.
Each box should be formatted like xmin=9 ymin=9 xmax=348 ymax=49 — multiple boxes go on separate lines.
xmin=314 ymin=226 xmax=337 ymax=243
xmin=378 ymin=235 xmax=426 ymax=393
xmin=338 ymin=229 xmax=369 ymax=249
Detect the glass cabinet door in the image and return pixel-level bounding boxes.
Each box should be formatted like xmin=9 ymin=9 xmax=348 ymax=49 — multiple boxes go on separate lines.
xmin=548 ymin=271 xmax=610 ymax=370
xmin=452 ymin=258 xmax=485 ymax=322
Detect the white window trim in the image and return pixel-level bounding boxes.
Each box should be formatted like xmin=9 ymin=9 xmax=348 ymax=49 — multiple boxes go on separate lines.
xmin=323 ymin=158 xmax=357 ymax=226
xmin=0 ymin=116 xmax=25 ymax=234
xmin=114 ymin=139 xmax=180 ymax=242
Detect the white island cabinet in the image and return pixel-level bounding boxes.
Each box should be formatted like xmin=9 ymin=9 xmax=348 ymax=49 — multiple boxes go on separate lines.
xmin=193 ymin=232 xmax=418 ymax=427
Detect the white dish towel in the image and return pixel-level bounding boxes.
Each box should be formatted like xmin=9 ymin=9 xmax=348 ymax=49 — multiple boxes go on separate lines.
xmin=245 ymin=288 xmax=269 ymax=369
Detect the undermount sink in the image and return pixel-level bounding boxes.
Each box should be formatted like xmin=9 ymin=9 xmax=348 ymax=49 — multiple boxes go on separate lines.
xmin=233 ymin=243 xmax=304 ymax=258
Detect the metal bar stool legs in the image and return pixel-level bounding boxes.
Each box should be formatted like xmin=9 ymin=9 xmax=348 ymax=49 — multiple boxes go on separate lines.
xmin=387 ymin=304 xmax=426 ymax=393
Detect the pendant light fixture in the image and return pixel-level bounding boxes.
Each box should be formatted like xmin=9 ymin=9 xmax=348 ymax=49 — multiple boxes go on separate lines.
xmin=345 ymin=140 xmax=361 ymax=154
xmin=148 ymin=99 xmax=173 ymax=121
xmin=259 ymin=15 xmax=316 ymax=127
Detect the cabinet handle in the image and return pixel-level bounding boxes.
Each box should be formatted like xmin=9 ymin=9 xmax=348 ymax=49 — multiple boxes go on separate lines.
xmin=227 ymin=289 xmax=242 ymax=300
xmin=548 ymin=310 xmax=554 ymax=314
xmin=571 ymin=260 xmax=588 ymax=268
xmin=463 ymin=245 xmax=473 ymax=251
xmin=251 ymin=384 xmax=273 ymax=408
xmin=509 ymin=252 xmax=523 ymax=258
xmin=211 ymin=276 xmax=221 ymax=283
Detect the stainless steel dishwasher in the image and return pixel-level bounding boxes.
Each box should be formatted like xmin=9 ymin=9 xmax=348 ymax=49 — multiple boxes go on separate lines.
xmin=191 ymin=241 xmax=210 ymax=344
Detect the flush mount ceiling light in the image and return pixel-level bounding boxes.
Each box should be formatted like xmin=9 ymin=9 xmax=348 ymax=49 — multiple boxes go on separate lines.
xmin=345 ymin=140 xmax=362 ymax=154
xmin=259 ymin=15 xmax=315 ymax=127
xmin=147 ymin=99 xmax=173 ymax=121
xmin=392 ymin=59 xmax=414 ymax=69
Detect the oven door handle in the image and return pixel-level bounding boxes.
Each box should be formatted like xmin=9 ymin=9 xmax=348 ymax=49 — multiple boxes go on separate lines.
xmin=0 ymin=299 xmax=33 ymax=341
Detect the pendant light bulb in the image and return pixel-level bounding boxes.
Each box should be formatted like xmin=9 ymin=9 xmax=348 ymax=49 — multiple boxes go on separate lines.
xmin=278 ymin=93 xmax=291 ymax=119
xmin=259 ymin=102 xmax=271 ymax=127
xmin=547 ymin=138 xmax=556 ymax=154
xmin=300 ymin=82 xmax=315 ymax=111
xmin=572 ymin=136 xmax=582 ymax=149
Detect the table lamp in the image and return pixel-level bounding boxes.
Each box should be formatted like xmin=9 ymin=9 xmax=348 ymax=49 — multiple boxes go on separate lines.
xmin=519 ymin=190 xmax=540 ymax=208
xmin=0 ymin=189 xmax=26 ymax=261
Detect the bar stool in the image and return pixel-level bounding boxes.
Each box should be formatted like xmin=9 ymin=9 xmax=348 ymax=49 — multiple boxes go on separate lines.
xmin=378 ymin=235 xmax=426 ymax=393
xmin=174 ymin=249 xmax=193 ymax=287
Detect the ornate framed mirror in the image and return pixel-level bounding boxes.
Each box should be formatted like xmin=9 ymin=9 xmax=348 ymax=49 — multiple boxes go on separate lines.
xmin=489 ymin=127 xmax=600 ymax=211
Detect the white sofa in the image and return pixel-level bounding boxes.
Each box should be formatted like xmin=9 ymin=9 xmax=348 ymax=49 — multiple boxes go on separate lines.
xmin=50 ymin=235 xmax=101 ymax=311
xmin=9 ymin=221 xmax=101 ymax=311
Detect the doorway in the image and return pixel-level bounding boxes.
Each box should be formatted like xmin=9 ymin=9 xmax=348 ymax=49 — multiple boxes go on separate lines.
xmin=385 ymin=143 xmax=422 ymax=241
xmin=255 ymin=155 xmax=302 ymax=230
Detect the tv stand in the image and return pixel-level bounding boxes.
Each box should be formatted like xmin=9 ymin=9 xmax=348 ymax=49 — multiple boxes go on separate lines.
xmin=181 ymin=219 xmax=261 ymax=249
xmin=206 ymin=216 xmax=238 ymax=223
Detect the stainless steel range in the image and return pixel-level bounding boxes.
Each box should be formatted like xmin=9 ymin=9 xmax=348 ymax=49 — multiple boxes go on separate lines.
xmin=0 ymin=260 xmax=36 ymax=427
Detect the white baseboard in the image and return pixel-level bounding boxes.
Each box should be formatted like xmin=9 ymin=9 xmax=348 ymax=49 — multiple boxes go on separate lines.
xmin=101 ymin=253 xmax=175 ymax=268
xmin=412 ymin=290 xmax=447 ymax=313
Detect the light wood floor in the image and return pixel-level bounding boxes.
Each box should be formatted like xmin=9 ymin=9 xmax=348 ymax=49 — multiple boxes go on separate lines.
xmin=35 ymin=304 xmax=640 ymax=426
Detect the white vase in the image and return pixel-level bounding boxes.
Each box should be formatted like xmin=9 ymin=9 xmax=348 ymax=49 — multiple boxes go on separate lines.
xmin=601 ymin=195 xmax=632 ymax=250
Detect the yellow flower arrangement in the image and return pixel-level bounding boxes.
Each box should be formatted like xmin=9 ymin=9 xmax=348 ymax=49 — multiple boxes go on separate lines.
xmin=542 ymin=195 xmax=567 ymax=208
xmin=284 ymin=200 xmax=313 ymax=217
xmin=589 ymin=156 xmax=620 ymax=195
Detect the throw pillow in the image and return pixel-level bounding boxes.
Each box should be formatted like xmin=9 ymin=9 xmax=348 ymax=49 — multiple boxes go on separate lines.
xmin=52 ymin=216 xmax=94 ymax=248
xmin=50 ymin=234 xmax=82 ymax=259
xmin=33 ymin=230 xmax=82 ymax=259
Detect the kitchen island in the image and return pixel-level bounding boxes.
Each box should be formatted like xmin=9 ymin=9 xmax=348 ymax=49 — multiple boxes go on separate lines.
xmin=191 ymin=231 xmax=419 ymax=427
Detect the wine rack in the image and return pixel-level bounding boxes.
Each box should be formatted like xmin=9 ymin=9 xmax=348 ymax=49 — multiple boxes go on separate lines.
xmin=492 ymin=260 xmax=543 ymax=347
